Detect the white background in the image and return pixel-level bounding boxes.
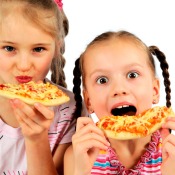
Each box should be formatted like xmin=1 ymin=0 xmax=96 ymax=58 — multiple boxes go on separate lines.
xmin=55 ymin=0 xmax=175 ymax=110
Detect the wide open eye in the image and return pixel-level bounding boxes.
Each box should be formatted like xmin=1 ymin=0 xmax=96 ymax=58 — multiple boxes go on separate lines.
xmin=96 ymin=76 xmax=109 ymax=84
xmin=127 ymin=72 xmax=139 ymax=79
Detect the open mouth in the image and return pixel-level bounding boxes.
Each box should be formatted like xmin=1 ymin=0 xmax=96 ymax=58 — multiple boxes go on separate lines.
xmin=111 ymin=105 xmax=137 ymax=116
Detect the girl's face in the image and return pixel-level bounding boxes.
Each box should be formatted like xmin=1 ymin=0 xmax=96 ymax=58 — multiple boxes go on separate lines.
xmin=0 ymin=13 xmax=56 ymax=84
xmin=83 ymin=38 xmax=160 ymax=118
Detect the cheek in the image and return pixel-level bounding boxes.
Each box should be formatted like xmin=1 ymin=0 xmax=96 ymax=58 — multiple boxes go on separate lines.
xmin=0 ymin=58 xmax=13 ymax=78
xmin=87 ymin=90 xmax=109 ymax=116
xmin=36 ymin=56 xmax=53 ymax=75
xmin=135 ymin=83 xmax=154 ymax=105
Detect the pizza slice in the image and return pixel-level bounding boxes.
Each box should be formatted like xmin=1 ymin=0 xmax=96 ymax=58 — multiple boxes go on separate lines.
xmin=97 ymin=106 xmax=174 ymax=140
xmin=0 ymin=81 xmax=70 ymax=106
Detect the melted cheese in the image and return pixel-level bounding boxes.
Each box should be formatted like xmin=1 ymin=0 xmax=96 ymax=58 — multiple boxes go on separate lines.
xmin=0 ymin=81 xmax=66 ymax=101
xmin=97 ymin=106 xmax=174 ymax=136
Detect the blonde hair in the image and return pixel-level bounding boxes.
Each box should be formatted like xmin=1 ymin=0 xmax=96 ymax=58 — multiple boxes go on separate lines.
xmin=0 ymin=0 xmax=68 ymax=87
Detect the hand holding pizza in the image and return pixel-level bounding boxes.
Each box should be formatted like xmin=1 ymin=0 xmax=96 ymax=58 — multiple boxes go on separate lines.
xmin=160 ymin=116 xmax=175 ymax=175
xmin=71 ymin=117 xmax=110 ymax=175
xmin=10 ymin=98 xmax=54 ymax=140
xmin=0 ymin=81 xmax=70 ymax=140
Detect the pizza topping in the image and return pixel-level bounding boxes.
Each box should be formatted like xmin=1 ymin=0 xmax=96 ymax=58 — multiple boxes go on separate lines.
xmin=97 ymin=106 xmax=175 ymax=139
xmin=0 ymin=81 xmax=70 ymax=106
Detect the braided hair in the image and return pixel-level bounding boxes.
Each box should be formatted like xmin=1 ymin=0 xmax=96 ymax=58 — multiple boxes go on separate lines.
xmin=149 ymin=46 xmax=171 ymax=107
xmin=72 ymin=30 xmax=171 ymax=119
xmin=51 ymin=9 xmax=69 ymax=88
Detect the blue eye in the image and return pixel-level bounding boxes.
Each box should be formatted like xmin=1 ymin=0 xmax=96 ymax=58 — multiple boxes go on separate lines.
xmin=33 ymin=47 xmax=45 ymax=52
xmin=96 ymin=77 xmax=108 ymax=84
xmin=127 ymin=72 xmax=139 ymax=79
xmin=4 ymin=46 xmax=15 ymax=52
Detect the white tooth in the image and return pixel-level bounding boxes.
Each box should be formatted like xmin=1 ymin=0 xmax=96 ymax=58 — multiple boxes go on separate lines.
xmin=117 ymin=105 xmax=129 ymax=109
xmin=122 ymin=105 xmax=129 ymax=108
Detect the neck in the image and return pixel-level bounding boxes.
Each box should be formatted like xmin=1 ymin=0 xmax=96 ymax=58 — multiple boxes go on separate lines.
xmin=0 ymin=99 xmax=20 ymax=128
xmin=109 ymin=136 xmax=151 ymax=169
xmin=109 ymin=136 xmax=151 ymax=151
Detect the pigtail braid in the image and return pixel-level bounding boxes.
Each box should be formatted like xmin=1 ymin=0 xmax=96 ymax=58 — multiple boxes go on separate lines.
xmin=149 ymin=46 xmax=171 ymax=107
xmin=73 ymin=58 xmax=83 ymax=119
xmin=50 ymin=52 xmax=67 ymax=88
xmin=58 ymin=43 xmax=67 ymax=88
xmin=50 ymin=9 xmax=68 ymax=88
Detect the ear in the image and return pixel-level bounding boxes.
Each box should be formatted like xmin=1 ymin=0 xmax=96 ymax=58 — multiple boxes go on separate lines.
xmin=83 ymin=89 xmax=93 ymax=113
xmin=153 ymin=78 xmax=160 ymax=104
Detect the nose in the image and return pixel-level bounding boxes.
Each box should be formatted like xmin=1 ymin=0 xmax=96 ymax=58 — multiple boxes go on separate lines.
xmin=111 ymin=77 xmax=128 ymax=97
xmin=16 ymin=52 xmax=31 ymax=72
xmin=113 ymin=91 xmax=127 ymax=96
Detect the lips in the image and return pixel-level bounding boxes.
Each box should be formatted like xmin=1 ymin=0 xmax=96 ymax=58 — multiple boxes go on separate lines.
xmin=16 ymin=76 xmax=32 ymax=83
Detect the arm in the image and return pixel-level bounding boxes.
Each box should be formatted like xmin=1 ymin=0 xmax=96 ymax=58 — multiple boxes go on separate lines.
xmin=25 ymin=131 xmax=57 ymax=175
xmin=10 ymin=99 xmax=57 ymax=175
xmin=64 ymin=145 xmax=75 ymax=175
xmin=160 ymin=117 xmax=175 ymax=175
xmin=53 ymin=143 xmax=71 ymax=175
xmin=64 ymin=117 xmax=110 ymax=175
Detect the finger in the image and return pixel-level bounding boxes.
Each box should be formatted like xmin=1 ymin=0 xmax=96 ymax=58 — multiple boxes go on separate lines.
xmin=11 ymin=99 xmax=50 ymax=128
xmin=162 ymin=134 xmax=175 ymax=147
xmin=74 ymin=139 xmax=108 ymax=153
xmin=11 ymin=99 xmax=39 ymax=121
xmin=73 ymin=131 xmax=110 ymax=147
xmin=162 ymin=119 xmax=175 ymax=130
xmin=34 ymin=103 xmax=54 ymax=120
xmin=76 ymin=117 xmax=95 ymax=131
xmin=166 ymin=117 xmax=175 ymax=122
xmin=162 ymin=141 xmax=175 ymax=161
xmin=14 ymin=108 xmax=40 ymax=130
xmin=15 ymin=113 xmax=43 ymax=136
xmin=75 ymin=122 xmax=106 ymax=140
xmin=160 ymin=128 xmax=170 ymax=140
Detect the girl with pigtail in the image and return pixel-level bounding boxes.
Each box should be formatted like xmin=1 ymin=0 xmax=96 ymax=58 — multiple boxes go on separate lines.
xmin=64 ymin=30 xmax=175 ymax=174
xmin=0 ymin=0 xmax=86 ymax=174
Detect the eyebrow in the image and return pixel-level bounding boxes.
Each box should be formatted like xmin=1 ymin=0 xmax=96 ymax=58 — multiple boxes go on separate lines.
xmin=88 ymin=69 xmax=109 ymax=78
xmin=0 ymin=40 xmax=15 ymax=44
xmin=32 ymin=43 xmax=52 ymax=46
xmin=89 ymin=63 xmax=144 ymax=76
xmin=0 ymin=40 xmax=52 ymax=46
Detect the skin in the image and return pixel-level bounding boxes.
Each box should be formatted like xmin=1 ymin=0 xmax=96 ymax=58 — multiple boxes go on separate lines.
xmin=0 ymin=12 xmax=68 ymax=175
xmin=64 ymin=38 xmax=175 ymax=175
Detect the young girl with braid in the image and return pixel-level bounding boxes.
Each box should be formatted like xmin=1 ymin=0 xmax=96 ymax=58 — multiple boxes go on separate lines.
xmin=64 ymin=30 xmax=175 ymax=175
xmin=0 ymin=0 xmax=86 ymax=174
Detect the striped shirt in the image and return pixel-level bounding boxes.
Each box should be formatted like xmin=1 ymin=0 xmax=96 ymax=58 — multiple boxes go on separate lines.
xmin=91 ymin=131 xmax=162 ymax=175
xmin=0 ymin=81 xmax=86 ymax=174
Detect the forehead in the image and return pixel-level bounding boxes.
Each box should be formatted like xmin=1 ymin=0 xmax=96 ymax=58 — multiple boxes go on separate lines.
xmin=83 ymin=38 xmax=149 ymax=67
xmin=0 ymin=15 xmax=55 ymax=47
xmin=0 ymin=3 xmax=56 ymax=35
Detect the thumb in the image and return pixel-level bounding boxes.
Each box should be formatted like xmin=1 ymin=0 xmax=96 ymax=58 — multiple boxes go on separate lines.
xmin=160 ymin=128 xmax=170 ymax=140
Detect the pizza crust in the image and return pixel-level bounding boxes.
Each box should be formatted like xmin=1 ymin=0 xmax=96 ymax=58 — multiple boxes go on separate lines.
xmin=103 ymin=130 xmax=145 ymax=140
xmin=0 ymin=92 xmax=70 ymax=106
xmin=97 ymin=106 xmax=175 ymax=140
